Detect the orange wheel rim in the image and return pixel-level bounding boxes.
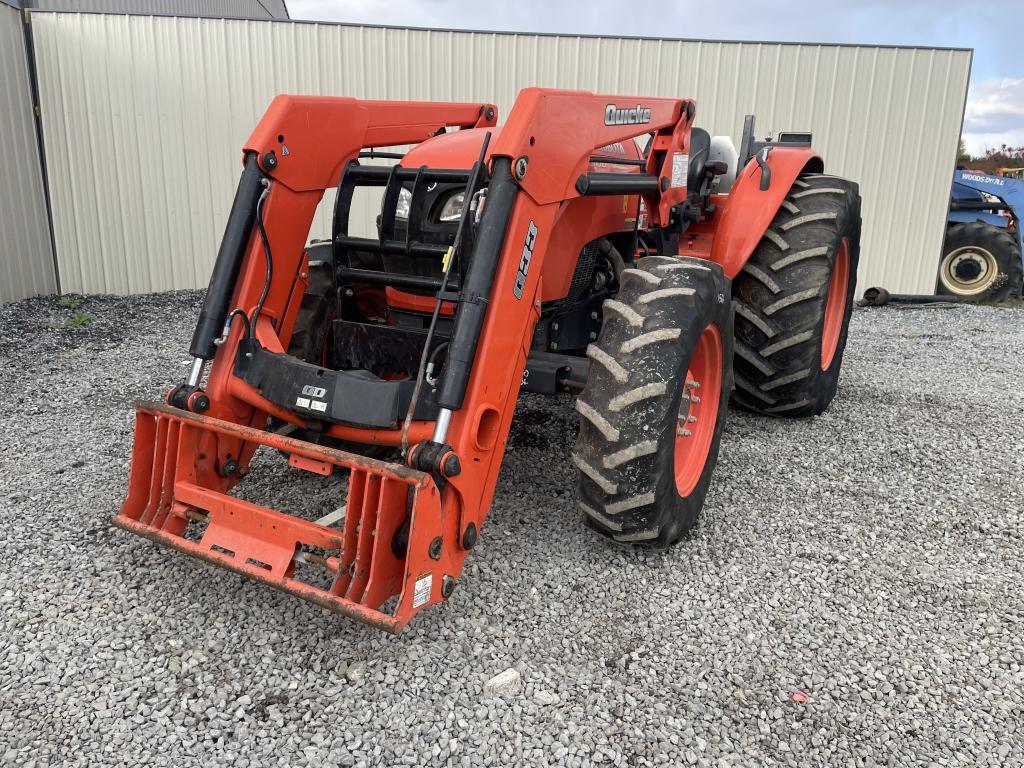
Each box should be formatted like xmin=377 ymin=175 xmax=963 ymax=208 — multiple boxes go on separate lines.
xmin=820 ymin=238 xmax=850 ymax=371
xmin=673 ymin=324 xmax=722 ymax=497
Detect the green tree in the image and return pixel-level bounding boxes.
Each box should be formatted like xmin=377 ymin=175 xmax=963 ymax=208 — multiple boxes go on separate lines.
xmin=957 ymin=137 xmax=972 ymax=166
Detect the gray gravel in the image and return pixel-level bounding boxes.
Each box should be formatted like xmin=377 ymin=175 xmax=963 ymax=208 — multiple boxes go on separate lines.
xmin=1 ymin=292 xmax=1023 ymax=767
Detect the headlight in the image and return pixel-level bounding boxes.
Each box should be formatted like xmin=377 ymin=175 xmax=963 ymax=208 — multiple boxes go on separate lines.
xmin=394 ymin=187 xmax=412 ymax=221
xmin=438 ymin=192 xmax=465 ymax=222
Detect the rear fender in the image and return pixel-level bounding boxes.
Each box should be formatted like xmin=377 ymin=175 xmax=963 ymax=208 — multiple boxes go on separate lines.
xmin=709 ymin=147 xmax=823 ymax=279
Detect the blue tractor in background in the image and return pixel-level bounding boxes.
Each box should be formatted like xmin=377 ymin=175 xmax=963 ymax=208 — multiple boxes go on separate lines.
xmin=940 ymin=170 xmax=1024 ymax=301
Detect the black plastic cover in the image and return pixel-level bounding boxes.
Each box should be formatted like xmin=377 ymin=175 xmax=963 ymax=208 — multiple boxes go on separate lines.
xmin=235 ymin=336 xmax=440 ymax=428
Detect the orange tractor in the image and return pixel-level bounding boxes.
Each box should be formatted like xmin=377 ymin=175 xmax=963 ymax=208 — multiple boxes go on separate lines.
xmin=117 ymin=89 xmax=860 ymax=632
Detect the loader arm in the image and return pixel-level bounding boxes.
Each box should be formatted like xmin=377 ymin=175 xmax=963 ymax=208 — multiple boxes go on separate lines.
xmin=117 ymin=90 xmax=700 ymax=631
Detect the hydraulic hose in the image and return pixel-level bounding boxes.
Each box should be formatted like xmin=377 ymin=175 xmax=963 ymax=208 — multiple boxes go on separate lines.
xmin=250 ymin=180 xmax=273 ymax=340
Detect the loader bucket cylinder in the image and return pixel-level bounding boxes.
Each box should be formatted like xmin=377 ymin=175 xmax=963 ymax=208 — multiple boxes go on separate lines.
xmin=436 ymin=157 xmax=517 ymax=411
xmin=189 ymin=153 xmax=264 ymax=361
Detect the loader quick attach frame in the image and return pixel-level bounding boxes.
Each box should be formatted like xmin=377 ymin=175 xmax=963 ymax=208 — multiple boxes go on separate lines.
xmin=116 ymin=90 xmax=820 ymax=631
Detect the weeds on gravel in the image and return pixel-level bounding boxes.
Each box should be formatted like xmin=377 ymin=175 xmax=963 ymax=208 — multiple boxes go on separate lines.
xmin=53 ymin=295 xmax=95 ymax=329
xmin=54 ymin=310 xmax=95 ymax=330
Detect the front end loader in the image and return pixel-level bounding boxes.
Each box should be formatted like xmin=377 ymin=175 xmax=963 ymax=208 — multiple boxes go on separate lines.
xmin=116 ymin=89 xmax=861 ymax=632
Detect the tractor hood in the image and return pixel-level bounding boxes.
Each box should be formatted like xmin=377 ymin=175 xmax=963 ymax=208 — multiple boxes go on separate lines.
xmin=401 ymin=126 xmax=500 ymax=170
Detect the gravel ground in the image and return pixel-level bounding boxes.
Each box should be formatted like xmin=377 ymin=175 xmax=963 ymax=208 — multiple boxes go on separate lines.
xmin=1 ymin=292 xmax=1023 ymax=767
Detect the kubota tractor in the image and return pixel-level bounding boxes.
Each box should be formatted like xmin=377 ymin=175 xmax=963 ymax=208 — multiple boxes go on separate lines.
xmin=117 ymin=89 xmax=861 ymax=632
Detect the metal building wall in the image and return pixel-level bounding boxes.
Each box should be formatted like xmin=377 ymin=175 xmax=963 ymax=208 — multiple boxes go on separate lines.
xmin=30 ymin=13 xmax=971 ymax=295
xmin=0 ymin=3 xmax=56 ymax=303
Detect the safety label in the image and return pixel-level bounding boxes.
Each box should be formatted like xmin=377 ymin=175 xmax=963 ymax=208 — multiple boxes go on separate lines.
xmin=413 ymin=573 xmax=433 ymax=608
xmin=672 ymin=152 xmax=689 ymax=187
xmin=296 ymin=396 xmax=327 ymax=412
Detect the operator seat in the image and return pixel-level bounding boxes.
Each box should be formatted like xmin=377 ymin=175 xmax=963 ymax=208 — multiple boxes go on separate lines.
xmin=687 ymin=127 xmax=736 ymax=201
xmin=687 ymin=127 xmax=711 ymax=196
xmin=708 ymin=135 xmax=739 ymax=193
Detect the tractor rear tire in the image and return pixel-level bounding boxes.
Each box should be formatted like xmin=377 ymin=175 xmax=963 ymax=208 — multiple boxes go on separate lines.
xmin=573 ymin=256 xmax=733 ymax=546
xmin=936 ymin=222 xmax=1022 ymax=301
xmin=731 ymin=173 xmax=861 ymax=417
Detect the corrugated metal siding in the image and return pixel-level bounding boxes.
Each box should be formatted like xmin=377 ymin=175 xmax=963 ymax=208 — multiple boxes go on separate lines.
xmin=0 ymin=4 xmax=56 ymax=302
xmin=26 ymin=1 xmax=287 ymax=18
xmin=31 ymin=13 xmax=971 ymax=294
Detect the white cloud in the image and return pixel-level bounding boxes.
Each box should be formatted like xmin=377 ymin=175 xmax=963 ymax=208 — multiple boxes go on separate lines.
xmin=963 ymin=78 xmax=1024 ymax=154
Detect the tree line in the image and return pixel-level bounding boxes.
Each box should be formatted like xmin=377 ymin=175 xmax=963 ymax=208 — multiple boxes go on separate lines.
xmin=957 ymin=138 xmax=1024 ymax=174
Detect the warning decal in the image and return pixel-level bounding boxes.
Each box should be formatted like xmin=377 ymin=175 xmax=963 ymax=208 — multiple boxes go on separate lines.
xmin=672 ymin=152 xmax=689 ymax=187
xmin=413 ymin=573 xmax=433 ymax=608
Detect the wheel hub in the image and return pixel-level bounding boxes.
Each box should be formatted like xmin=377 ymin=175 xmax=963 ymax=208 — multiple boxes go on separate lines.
xmin=673 ymin=325 xmax=722 ymax=497
xmin=820 ymin=238 xmax=850 ymax=371
xmin=940 ymin=246 xmax=999 ymax=296
xmin=953 ymin=255 xmax=983 ymax=281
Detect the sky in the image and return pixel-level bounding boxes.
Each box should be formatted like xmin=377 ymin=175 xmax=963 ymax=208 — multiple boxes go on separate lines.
xmin=286 ymin=0 xmax=1024 ymax=156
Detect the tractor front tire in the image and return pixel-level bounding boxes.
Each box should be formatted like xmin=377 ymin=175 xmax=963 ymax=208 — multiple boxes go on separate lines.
xmin=573 ymin=256 xmax=733 ymax=547
xmin=936 ymin=222 xmax=1022 ymax=301
xmin=731 ymin=173 xmax=861 ymax=417
xmin=288 ymin=258 xmax=337 ymax=366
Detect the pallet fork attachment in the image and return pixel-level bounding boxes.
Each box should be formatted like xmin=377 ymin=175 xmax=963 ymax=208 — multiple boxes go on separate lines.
xmin=116 ymin=402 xmax=447 ymax=633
